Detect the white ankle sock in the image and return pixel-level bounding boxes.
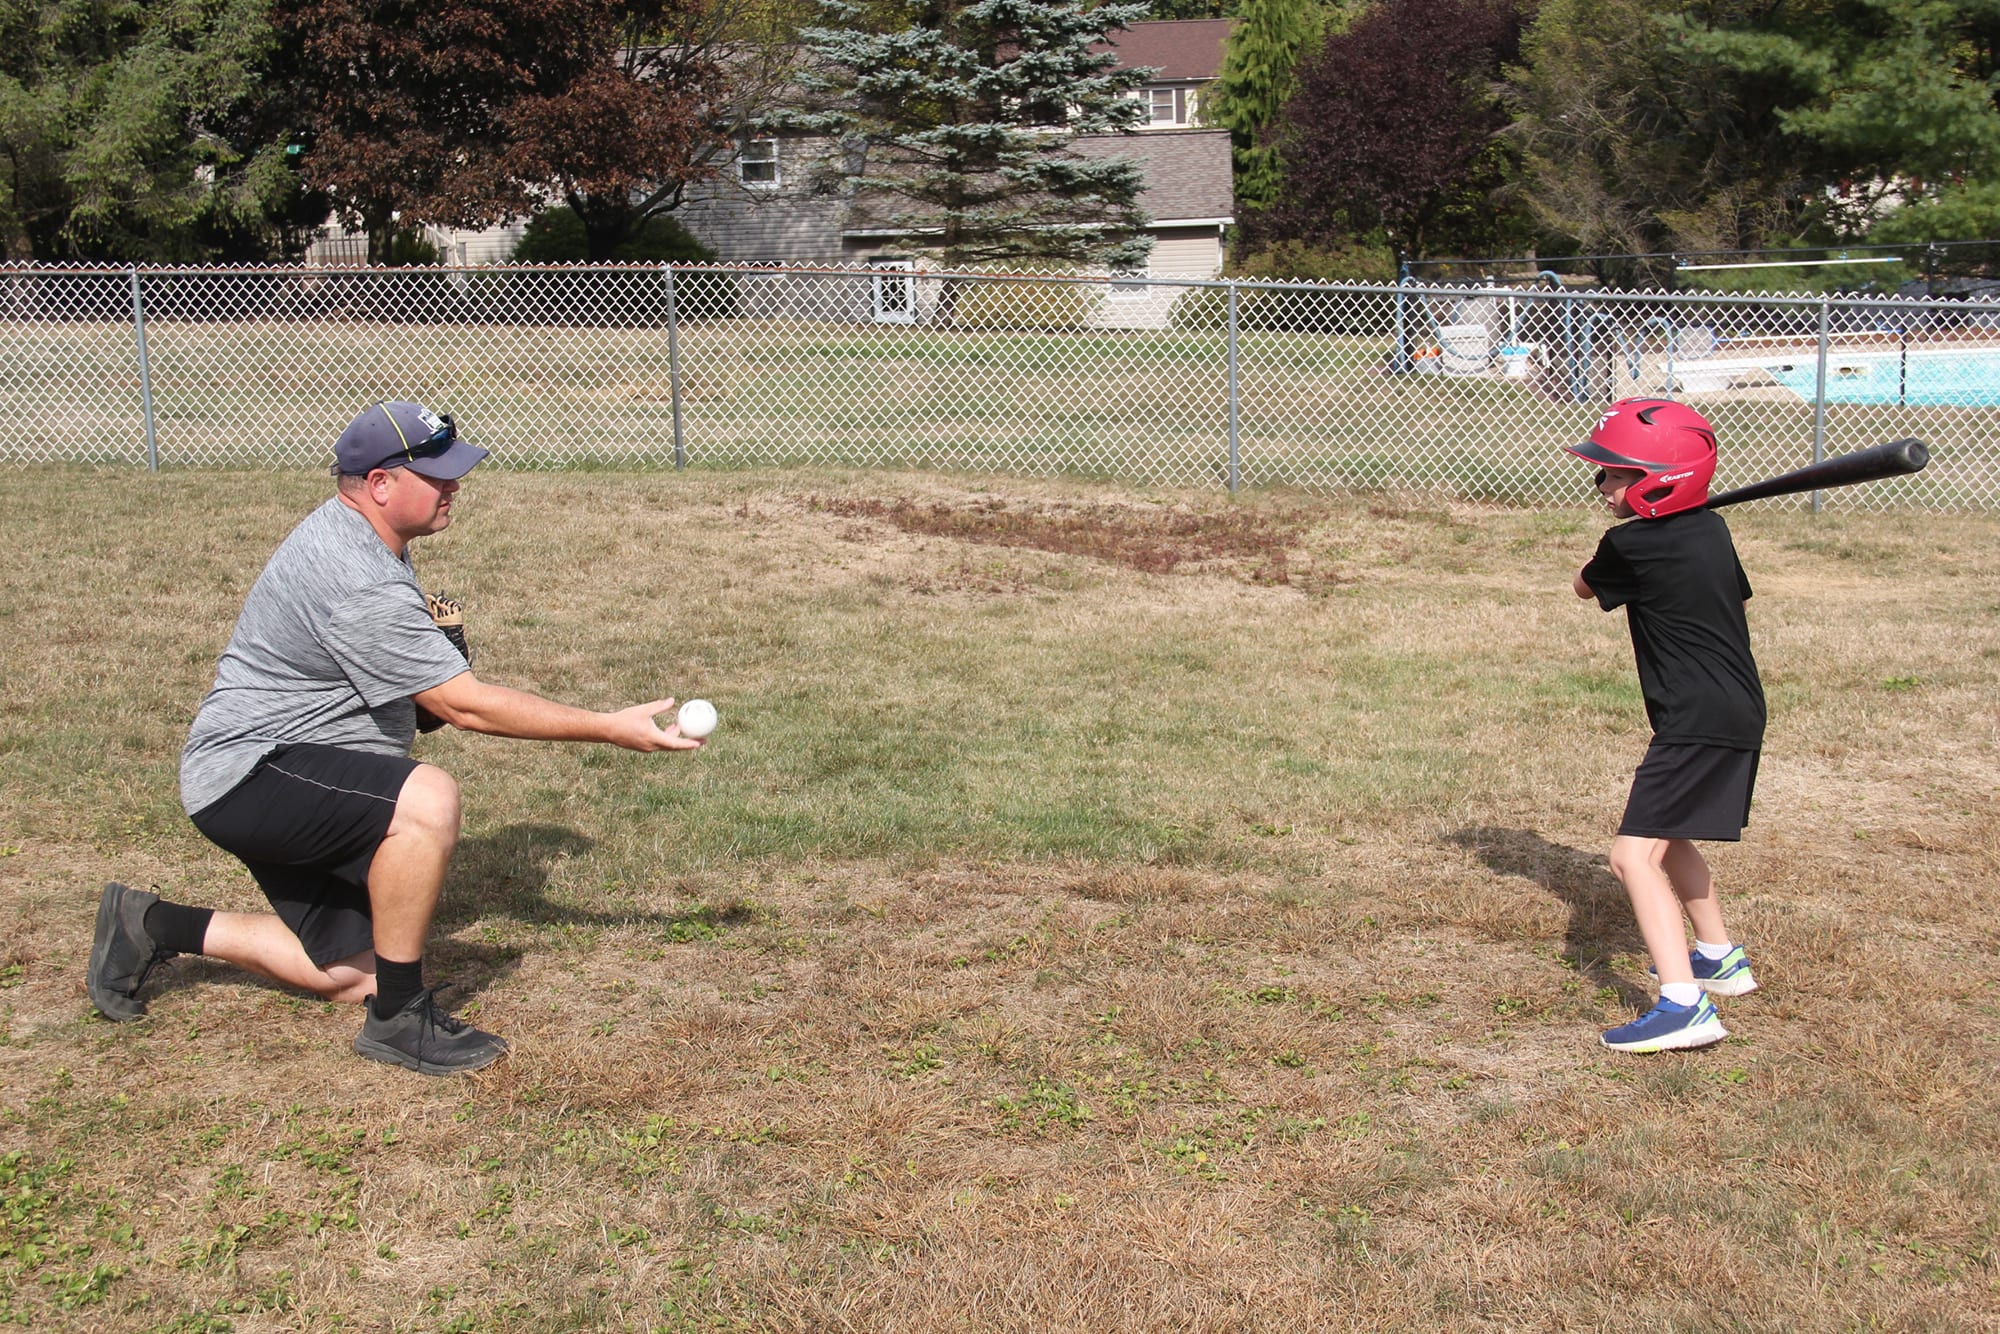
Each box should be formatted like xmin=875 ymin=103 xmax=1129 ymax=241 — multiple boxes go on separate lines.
xmin=1660 ymin=982 xmax=1702 ymax=1007
xmin=1694 ymin=940 xmax=1733 ymax=961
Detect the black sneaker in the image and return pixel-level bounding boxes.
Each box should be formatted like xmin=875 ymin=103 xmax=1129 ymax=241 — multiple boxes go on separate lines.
xmin=353 ymin=988 xmax=508 ymax=1075
xmin=86 ymin=883 xmax=178 ymax=1021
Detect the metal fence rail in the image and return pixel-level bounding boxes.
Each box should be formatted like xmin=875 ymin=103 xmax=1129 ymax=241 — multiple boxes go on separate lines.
xmin=3 ymin=262 xmax=1996 ymax=509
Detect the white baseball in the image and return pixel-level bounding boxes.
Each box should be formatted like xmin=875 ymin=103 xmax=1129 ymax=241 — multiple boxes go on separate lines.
xmin=676 ymin=698 xmax=717 ymax=739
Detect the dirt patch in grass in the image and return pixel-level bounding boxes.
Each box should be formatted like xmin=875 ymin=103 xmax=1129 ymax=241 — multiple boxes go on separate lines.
xmin=806 ymin=493 xmax=1339 ymax=589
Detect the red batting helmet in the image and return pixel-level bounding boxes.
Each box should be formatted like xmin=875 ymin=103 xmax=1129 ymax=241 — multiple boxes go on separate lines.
xmin=1565 ymin=398 xmax=1718 ymax=518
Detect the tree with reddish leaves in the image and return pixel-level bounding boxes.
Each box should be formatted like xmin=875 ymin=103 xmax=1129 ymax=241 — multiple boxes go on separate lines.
xmin=274 ymin=0 xmax=534 ymax=261
xmin=1255 ymin=0 xmax=1528 ymax=264
xmin=276 ymin=0 xmax=731 ymax=261
xmin=494 ymin=0 xmax=741 ymax=260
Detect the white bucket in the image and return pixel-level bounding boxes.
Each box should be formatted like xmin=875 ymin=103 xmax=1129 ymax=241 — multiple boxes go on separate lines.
xmin=1439 ymin=324 xmax=1490 ymax=374
xmin=1498 ymin=344 xmax=1532 ymax=378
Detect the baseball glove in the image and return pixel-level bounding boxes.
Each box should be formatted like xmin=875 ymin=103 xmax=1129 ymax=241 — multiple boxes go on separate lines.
xmin=415 ymin=592 xmax=471 ymax=733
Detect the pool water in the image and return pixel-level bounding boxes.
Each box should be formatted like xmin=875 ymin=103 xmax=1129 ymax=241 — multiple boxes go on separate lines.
xmin=1763 ymin=347 xmax=2000 ymax=406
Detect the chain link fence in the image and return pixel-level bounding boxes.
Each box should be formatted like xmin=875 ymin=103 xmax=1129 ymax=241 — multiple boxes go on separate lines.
xmin=3 ymin=262 xmax=1995 ymax=509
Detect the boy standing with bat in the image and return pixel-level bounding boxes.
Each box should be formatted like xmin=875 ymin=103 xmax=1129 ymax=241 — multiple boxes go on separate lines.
xmin=1567 ymin=399 xmax=1765 ymax=1052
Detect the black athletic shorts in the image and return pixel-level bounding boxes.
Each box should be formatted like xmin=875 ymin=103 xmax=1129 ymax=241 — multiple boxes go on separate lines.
xmin=1618 ymin=742 xmax=1759 ymax=842
xmin=188 ymin=743 xmax=420 ymax=967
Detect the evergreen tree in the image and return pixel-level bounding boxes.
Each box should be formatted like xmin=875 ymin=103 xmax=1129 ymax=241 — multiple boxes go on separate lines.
xmin=1666 ymin=0 xmax=2000 ymax=242
xmin=1505 ymin=0 xmax=1813 ymax=276
xmin=1205 ymin=0 xmax=1330 ymax=214
xmin=1508 ymin=0 xmax=2000 ymax=262
xmin=786 ymin=0 xmax=1156 ymax=281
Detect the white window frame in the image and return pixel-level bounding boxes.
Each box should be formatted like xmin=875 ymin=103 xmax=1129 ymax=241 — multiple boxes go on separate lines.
xmin=1146 ymin=87 xmax=1188 ymax=127
xmin=1108 ymin=266 xmax=1150 ymax=299
xmin=870 ymin=259 xmax=915 ymax=324
xmin=738 ymin=138 xmax=779 ymax=187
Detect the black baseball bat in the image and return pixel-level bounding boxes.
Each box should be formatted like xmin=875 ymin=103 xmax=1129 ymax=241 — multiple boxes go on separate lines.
xmin=1705 ymin=438 xmax=1930 ymax=509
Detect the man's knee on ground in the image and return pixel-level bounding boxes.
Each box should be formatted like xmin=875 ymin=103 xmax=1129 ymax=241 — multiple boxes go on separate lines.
xmin=320 ymin=952 xmax=378 ymax=1005
xmin=389 ymin=764 xmax=462 ymax=847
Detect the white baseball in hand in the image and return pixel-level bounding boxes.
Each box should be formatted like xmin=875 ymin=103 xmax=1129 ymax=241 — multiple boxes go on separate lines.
xmin=676 ymin=698 xmax=717 ymax=740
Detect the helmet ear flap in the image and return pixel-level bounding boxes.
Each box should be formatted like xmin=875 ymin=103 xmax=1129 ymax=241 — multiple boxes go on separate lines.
xmin=1583 ymin=398 xmax=1718 ymax=518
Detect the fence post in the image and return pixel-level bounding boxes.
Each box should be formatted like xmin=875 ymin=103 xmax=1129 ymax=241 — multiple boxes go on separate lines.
xmin=664 ymin=264 xmax=685 ymax=471
xmin=129 ymin=267 xmax=159 ymax=472
xmin=1226 ymin=281 xmax=1241 ymax=493
xmin=1810 ymin=296 xmax=1830 ymax=514
xmin=1391 ymin=276 xmax=1412 ymax=374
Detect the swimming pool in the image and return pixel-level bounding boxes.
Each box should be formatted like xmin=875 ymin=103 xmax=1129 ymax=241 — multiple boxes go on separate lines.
xmin=1762 ymin=347 xmax=2000 ymax=406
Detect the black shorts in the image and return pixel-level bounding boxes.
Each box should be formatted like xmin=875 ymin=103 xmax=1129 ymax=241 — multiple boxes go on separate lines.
xmin=188 ymin=743 xmax=420 ymax=967
xmin=1618 ymin=742 xmax=1759 ymax=842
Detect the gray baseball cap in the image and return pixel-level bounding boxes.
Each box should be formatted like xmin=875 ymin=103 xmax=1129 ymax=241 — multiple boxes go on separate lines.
xmin=332 ymin=401 xmax=488 ymax=479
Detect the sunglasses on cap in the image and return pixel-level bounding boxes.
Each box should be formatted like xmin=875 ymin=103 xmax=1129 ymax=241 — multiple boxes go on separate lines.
xmin=385 ymin=412 xmax=457 ymax=466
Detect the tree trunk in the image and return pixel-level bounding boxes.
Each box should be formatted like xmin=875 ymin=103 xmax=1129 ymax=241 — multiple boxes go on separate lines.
xmin=365 ymin=205 xmax=395 ymax=266
xmin=578 ymin=197 xmax=639 ymax=261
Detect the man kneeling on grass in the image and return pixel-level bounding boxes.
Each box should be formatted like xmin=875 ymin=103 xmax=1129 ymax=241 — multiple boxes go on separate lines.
xmin=87 ymin=401 xmax=704 ymax=1075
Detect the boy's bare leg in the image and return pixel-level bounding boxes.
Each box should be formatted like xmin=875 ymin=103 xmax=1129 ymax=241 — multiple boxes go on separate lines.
xmin=1608 ymin=835 xmax=1696 ymax=985
xmin=1661 ymin=838 xmax=1730 ymax=945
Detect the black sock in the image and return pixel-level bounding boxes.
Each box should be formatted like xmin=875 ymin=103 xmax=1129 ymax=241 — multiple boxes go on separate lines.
xmin=373 ymin=955 xmax=425 ymax=1018
xmin=142 ymin=901 xmax=213 ymax=956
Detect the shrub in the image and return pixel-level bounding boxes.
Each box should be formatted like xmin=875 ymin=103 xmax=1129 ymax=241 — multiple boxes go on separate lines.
xmin=384 ymin=229 xmax=441 ymax=265
xmin=511 ymin=208 xmax=714 ymax=263
xmin=949 ymin=265 xmax=1102 ymax=330
xmin=1231 ymin=238 xmax=1398 ymax=285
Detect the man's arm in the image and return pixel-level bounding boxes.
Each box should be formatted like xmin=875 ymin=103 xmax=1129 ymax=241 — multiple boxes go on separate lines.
xmin=413 ymin=672 xmax=703 ymax=752
xmin=1573 ymin=569 xmax=1595 ymax=600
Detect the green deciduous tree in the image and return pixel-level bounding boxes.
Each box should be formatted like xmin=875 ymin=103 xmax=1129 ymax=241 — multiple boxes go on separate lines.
xmin=786 ymin=0 xmax=1156 ymax=280
xmin=0 ymin=0 xmax=305 ymax=260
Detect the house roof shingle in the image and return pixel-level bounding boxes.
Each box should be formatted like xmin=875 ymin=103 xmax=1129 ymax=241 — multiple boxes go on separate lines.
xmin=1096 ymin=19 xmax=1234 ymax=82
xmin=1071 ymin=128 xmax=1234 ymax=222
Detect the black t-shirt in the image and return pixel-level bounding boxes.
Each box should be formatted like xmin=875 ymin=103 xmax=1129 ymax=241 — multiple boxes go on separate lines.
xmin=1581 ymin=509 xmax=1766 ymax=747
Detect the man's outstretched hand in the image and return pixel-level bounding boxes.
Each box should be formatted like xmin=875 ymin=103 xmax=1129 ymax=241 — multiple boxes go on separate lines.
xmin=607 ymin=698 xmax=706 ymax=752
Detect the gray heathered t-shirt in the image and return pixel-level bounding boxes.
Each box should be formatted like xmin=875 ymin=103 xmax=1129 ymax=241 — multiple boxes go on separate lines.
xmin=180 ymin=498 xmax=471 ymax=815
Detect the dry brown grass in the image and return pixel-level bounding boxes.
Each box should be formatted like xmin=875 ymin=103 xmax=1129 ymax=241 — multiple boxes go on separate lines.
xmin=1 ymin=467 xmax=1996 ymax=1331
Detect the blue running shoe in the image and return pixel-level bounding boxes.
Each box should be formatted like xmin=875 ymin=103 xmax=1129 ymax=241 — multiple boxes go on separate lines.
xmin=1648 ymin=946 xmax=1759 ymax=997
xmin=1600 ymin=995 xmax=1727 ymax=1053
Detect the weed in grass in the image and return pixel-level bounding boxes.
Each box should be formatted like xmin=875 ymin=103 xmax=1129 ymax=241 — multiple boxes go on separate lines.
xmin=994 ymin=1076 xmax=1093 ymax=1134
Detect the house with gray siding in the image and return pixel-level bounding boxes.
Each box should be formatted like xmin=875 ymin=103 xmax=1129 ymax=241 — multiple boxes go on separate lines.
xmin=672 ymin=18 xmax=1237 ymax=306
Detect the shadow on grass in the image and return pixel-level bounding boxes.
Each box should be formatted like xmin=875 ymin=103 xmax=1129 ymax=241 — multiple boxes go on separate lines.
xmin=441 ymin=823 xmax=599 ymax=929
xmin=442 ymin=823 xmax=753 ymax=938
xmin=138 ymin=822 xmax=734 ymax=1018
xmin=1443 ymin=825 xmax=1651 ymax=1008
